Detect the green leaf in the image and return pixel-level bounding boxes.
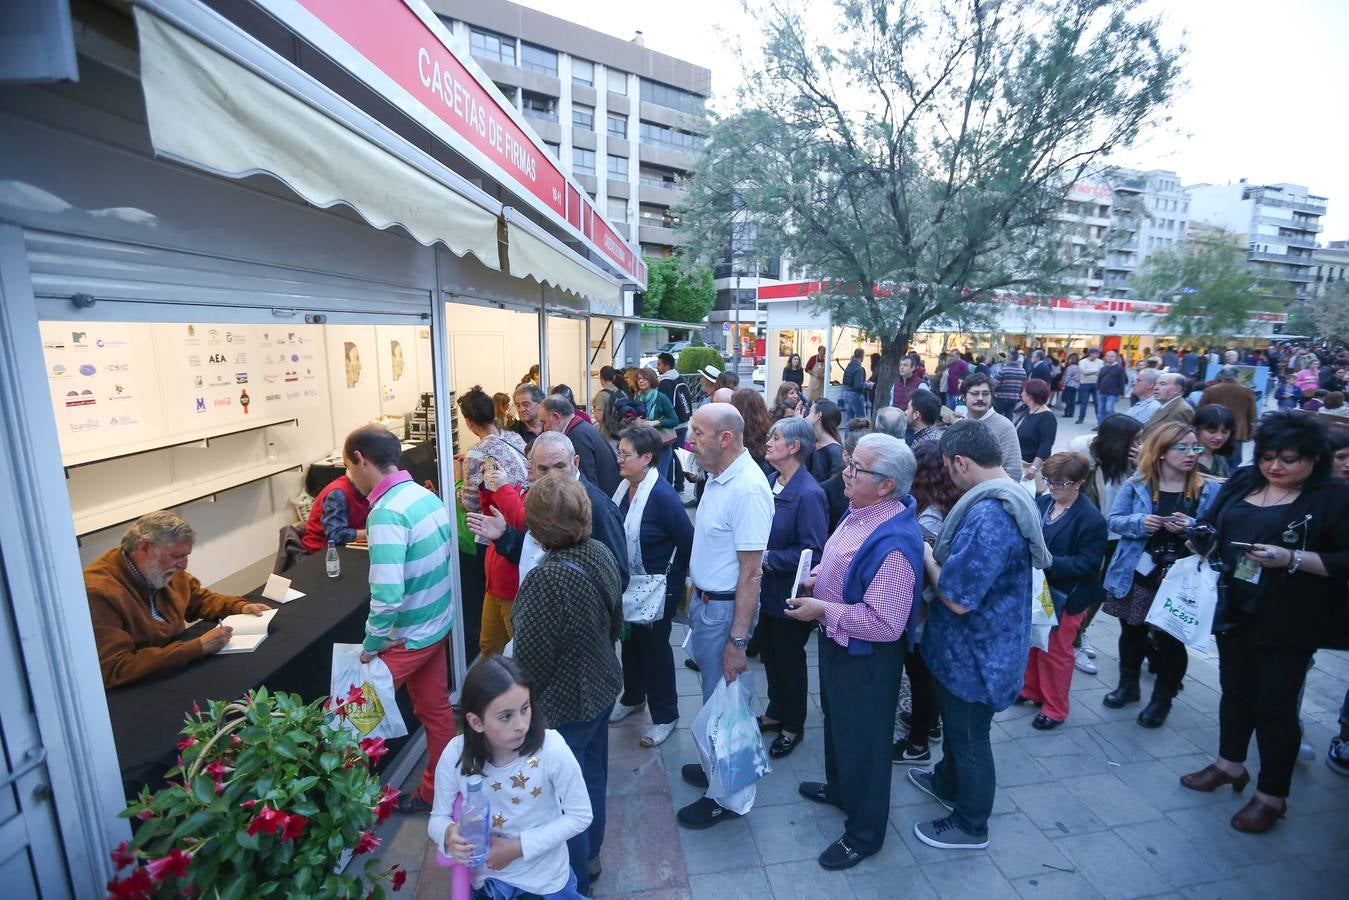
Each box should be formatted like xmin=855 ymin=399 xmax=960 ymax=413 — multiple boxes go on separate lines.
xmin=219 ymin=872 xmax=252 ymax=900
xmin=191 ymin=774 xmax=215 ymax=805
xmin=235 ymin=828 xmax=260 ymax=851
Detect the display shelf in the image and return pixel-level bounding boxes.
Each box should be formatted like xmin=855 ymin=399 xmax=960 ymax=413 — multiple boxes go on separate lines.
xmin=62 ymin=417 xmax=300 ymax=471
xmin=74 ymin=461 xmax=302 ymax=538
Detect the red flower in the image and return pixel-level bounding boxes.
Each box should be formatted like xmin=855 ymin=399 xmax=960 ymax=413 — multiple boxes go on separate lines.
xmin=110 ymin=840 xmax=137 ymax=870
xmin=345 ymin=684 xmax=367 ymax=707
xmin=230 ymin=734 xmax=242 ymax=747
xmin=245 ymin=806 xmax=286 ymax=837
xmin=107 ymin=866 xmax=154 ymax=899
xmin=391 ymin=866 xmax=407 ymax=892
xmin=176 ymin=737 xmax=197 ymax=752
xmin=280 ymin=813 xmax=308 ymax=842
xmin=359 ymin=736 xmax=388 ymax=766
xmin=191 ymin=700 xmax=201 ymax=715
xmin=146 ymin=848 xmax=192 ymax=882
xmin=353 ymin=830 xmax=381 ymax=855
xmin=135 ymin=809 xmax=154 ymax=822
xmin=240 ymin=799 xmax=256 ymax=809
xmin=374 ymin=784 xmax=399 ymax=824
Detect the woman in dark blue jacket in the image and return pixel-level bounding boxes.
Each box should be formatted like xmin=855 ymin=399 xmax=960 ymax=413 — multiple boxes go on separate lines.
xmin=608 ymin=426 xmax=693 ymax=749
xmin=1020 ymin=452 xmax=1108 ymax=729
xmin=757 ymin=416 xmax=829 ymax=758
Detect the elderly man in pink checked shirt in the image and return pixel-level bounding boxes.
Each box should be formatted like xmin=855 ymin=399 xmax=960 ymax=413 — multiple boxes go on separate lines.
xmin=786 ymin=433 xmax=923 ymax=871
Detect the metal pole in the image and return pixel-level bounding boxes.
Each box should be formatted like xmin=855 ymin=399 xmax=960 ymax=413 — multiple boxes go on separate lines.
xmin=733 ymin=268 xmax=741 ymax=371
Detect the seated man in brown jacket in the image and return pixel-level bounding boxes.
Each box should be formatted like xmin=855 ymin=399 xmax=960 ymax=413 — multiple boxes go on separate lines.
xmin=86 ymin=511 xmax=269 ymax=688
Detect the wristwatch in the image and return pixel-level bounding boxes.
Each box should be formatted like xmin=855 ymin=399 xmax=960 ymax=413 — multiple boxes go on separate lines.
xmin=727 ymin=636 xmax=749 ymax=650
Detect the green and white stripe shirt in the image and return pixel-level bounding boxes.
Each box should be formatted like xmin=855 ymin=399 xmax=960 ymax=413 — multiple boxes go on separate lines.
xmin=364 ymin=472 xmax=455 ymax=652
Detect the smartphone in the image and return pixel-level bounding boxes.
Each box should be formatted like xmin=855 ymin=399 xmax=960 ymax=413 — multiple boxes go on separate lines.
xmin=1228 ymin=541 xmax=1257 ymax=550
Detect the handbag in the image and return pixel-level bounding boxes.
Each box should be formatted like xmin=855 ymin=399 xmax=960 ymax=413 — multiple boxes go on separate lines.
xmin=622 ymin=550 xmax=675 ymax=624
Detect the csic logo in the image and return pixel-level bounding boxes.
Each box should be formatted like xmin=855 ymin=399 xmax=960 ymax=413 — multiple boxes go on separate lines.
xmin=195 ymin=397 xmax=207 ymax=412
xmin=79 ymin=364 xmax=96 ymax=376
xmin=208 ymin=353 xmax=227 ymax=364
xmin=106 ymin=363 xmax=130 ymax=373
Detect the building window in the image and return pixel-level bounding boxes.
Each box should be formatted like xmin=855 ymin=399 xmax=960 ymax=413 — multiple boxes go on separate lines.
xmin=573 ymin=148 xmax=596 ymax=176
xmin=543 ymin=141 xmax=560 ymax=157
xmin=607 ymin=68 xmax=628 ymax=95
xmin=493 ymin=82 xmax=517 ymax=104
xmin=572 ymin=104 xmax=594 ymax=131
xmin=640 ymin=78 xmax=705 ymax=115
xmin=571 ymin=58 xmax=593 ymax=87
xmin=520 ymin=43 xmax=558 ymax=77
xmin=607 ymin=113 xmax=627 ymax=139
xmin=639 ymin=120 xmax=700 ymax=152
xmin=520 ymin=91 xmax=557 ymax=123
xmin=607 ymin=155 xmax=628 ymax=179
xmin=607 ymin=198 xmax=629 ymax=223
xmin=470 ymin=28 xmax=515 ymax=66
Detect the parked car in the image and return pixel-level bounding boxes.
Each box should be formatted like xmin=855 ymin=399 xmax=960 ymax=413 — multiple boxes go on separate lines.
xmin=639 ymin=340 xmax=691 ymax=370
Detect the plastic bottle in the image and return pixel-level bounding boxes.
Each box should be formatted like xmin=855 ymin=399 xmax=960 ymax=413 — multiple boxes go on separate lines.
xmin=459 ymin=775 xmax=491 ymax=869
xmin=325 ymin=540 xmax=340 ymax=578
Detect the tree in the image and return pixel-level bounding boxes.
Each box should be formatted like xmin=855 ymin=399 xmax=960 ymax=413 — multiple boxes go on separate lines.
xmin=640 ymin=256 xmax=715 ymax=324
xmin=676 ymin=0 xmax=1182 ymax=402
xmin=1139 ymin=229 xmax=1271 ymax=345
xmin=1302 ymin=281 xmax=1349 ymax=341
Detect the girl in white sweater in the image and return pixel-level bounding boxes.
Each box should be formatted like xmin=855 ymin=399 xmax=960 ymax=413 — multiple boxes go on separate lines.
xmin=429 ymin=657 xmax=592 ymax=899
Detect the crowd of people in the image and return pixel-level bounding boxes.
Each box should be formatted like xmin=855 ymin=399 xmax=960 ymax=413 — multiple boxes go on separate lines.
xmin=87 ymin=336 xmax=1348 ymax=896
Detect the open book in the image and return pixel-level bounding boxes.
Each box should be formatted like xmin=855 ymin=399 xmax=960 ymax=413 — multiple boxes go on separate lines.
xmin=218 ymin=609 xmax=278 ymax=654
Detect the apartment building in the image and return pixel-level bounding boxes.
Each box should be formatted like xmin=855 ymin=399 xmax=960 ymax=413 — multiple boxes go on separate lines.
xmin=1186 ymin=181 xmax=1328 ymax=302
xmin=428 ymin=0 xmax=710 ymax=261
xmin=1313 ymin=240 xmax=1349 ymax=298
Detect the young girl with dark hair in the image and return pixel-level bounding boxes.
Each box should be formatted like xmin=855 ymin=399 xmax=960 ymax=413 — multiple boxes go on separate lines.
xmin=429 ymin=656 xmax=591 ymax=899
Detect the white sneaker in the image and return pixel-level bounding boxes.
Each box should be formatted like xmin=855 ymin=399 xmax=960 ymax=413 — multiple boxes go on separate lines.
xmin=609 ymin=702 xmax=645 ymax=723
xmin=1074 ymin=648 xmax=1098 ymax=675
xmin=640 ymin=722 xmax=676 ymax=747
xmin=1081 ymin=642 xmax=1098 ymax=660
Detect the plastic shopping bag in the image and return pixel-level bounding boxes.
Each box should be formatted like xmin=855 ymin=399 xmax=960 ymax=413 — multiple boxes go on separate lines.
xmin=1028 ymin=567 xmax=1057 ymax=652
xmin=1145 ymin=555 xmax=1220 ymax=649
xmin=691 ymin=671 xmax=771 ymax=815
xmin=330 ymin=643 xmax=409 ymax=740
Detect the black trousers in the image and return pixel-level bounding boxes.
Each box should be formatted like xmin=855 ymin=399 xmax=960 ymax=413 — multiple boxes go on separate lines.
xmin=905 ymin=645 xmax=940 ymax=744
xmin=1217 ymin=632 xmax=1313 ymax=798
xmin=820 ymin=634 xmax=905 ymax=854
xmin=1118 ymin=621 xmax=1188 ymax=690
xmin=758 ymin=613 xmax=816 ymax=733
xmin=619 ymin=615 xmax=679 ymax=724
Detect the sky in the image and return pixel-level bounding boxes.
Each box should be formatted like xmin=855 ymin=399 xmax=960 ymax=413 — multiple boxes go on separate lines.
xmin=514 ymin=0 xmax=1349 ymax=238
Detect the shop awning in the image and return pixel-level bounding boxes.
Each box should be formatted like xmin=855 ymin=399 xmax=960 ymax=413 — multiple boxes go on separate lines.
xmin=502 ymin=209 xmax=623 ymax=315
xmin=134 ymin=8 xmax=503 ymax=269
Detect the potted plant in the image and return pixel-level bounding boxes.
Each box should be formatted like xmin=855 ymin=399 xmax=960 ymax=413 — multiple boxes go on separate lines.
xmin=108 ymin=686 xmax=408 ymax=899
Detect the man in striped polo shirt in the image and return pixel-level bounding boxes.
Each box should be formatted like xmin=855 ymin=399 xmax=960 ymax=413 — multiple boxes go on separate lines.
xmin=344 ymin=425 xmax=456 ymax=815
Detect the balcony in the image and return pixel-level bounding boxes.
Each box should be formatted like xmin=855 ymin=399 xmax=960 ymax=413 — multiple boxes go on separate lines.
xmin=638 ymin=179 xmax=689 ymax=209
xmin=638 ymin=223 xmax=689 ymax=247
xmin=638 ymin=143 xmax=700 ymax=173
xmin=1113 ymin=176 xmax=1148 ymax=193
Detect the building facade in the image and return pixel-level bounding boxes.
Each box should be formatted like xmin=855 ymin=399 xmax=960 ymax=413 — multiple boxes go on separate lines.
xmin=429 ymin=0 xmax=709 ymax=261
xmin=1313 ymin=239 xmax=1349 ymax=298
xmin=1185 ymin=181 xmax=1328 ymax=302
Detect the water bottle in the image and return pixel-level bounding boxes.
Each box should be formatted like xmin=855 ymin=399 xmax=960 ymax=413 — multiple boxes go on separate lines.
xmin=325 ymin=540 xmax=340 ymax=578
xmin=459 ymin=775 xmax=491 ymax=868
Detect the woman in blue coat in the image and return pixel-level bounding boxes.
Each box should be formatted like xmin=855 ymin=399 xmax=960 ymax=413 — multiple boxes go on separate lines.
xmin=1101 ymin=421 xmax=1218 ymax=728
xmin=756 ymin=416 xmax=829 ymax=758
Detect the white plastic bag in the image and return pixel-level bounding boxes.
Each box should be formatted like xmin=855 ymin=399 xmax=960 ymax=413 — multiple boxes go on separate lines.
xmin=1145 ymin=555 xmax=1220 ymax=648
xmin=1028 ymin=567 xmax=1057 ymax=652
xmin=691 ymin=671 xmax=770 ymax=815
xmin=330 ymin=643 xmax=408 ymax=740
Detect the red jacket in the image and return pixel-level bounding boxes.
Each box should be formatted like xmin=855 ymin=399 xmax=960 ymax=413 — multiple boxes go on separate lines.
xmin=301 ymin=475 xmax=370 ymax=553
xmin=482 ymin=483 xmax=526 ymax=601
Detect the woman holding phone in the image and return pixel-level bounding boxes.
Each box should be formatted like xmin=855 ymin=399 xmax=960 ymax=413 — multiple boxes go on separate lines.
xmin=1100 ymin=422 xmax=1219 ymax=728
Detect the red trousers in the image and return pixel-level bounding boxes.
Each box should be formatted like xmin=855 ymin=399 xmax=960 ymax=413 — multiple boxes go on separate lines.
xmin=1021 ymin=608 xmax=1087 ymax=722
xmin=381 ymin=638 xmax=456 ymax=802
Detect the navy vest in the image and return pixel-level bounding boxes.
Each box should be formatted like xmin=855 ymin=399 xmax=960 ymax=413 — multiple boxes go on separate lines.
xmin=839 ymin=495 xmax=926 ymax=656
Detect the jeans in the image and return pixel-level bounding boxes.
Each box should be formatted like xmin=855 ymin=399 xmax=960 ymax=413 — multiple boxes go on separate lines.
xmin=381 ymin=640 xmax=456 ymax=803
xmin=555 ymin=707 xmax=610 ymax=894
xmin=476 ymin=869 xmax=587 ymax=900
xmin=1098 ymin=392 xmax=1119 ymax=419
xmin=758 ymin=613 xmax=816 ymax=733
xmin=1075 ymin=384 xmax=1097 ymax=423
xmin=687 ymin=593 xmax=754 ymax=702
xmin=946 ymin=393 xmax=960 ymax=411
xmin=841 ymin=389 xmax=866 ymax=421
xmin=1061 ymin=386 xmax=1078 ymax=418
xmin=1216 ymin=631 xmax=1313 ymax=797
xmin=619 ymin=614 xmax=678 ymax=724
xmin=930 ymin=685 xmax=996 ymax=835
xmin=658 ymin=444 xmax=675 ymax=484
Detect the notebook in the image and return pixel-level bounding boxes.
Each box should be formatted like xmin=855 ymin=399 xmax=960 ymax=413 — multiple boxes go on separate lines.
xmin=218 ymin=609 xmax=278 ymax=654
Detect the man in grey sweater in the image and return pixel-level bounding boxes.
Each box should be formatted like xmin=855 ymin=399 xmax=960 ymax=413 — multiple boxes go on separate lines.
xmin=956 ymin=373 xmax=1022 ymax=482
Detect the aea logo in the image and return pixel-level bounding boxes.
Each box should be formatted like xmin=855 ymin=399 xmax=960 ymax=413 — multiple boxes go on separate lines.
xmin=195 ymin=397 xmax=207 ymax=412
xmin=208 ymin=353 xmax=227 ymax=364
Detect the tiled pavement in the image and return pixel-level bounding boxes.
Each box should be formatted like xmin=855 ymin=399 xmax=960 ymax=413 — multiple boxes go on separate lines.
xmin=377 ymin=411 xmax=1349 ymax=899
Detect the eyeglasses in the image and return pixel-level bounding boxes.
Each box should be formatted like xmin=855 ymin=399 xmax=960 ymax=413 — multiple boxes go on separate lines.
xmin=1168 ymin=444 xmax=1204 ymax=455
xmin=844 ymin=460 xmax=884 ymax=479
xmin=1046 ymin=480 xmax=1078 ymax=489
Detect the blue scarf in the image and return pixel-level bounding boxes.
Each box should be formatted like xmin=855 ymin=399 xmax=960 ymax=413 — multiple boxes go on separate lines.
xmin=839 ymin=495 xmax=925 ymax=655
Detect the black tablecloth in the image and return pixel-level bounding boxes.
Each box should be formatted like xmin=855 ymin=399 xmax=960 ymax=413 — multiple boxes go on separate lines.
xmin=106 ymin=549 xmax=420 ymax=800
xmin=305 ymin=441 xmax=439 ymax=497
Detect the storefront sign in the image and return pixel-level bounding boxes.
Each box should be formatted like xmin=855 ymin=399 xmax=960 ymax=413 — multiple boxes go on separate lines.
xmin=265 ymin=0 xmax=643 ymax=287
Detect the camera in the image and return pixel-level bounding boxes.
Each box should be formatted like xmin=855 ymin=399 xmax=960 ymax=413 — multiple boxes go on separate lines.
xmin=1183 ymin=523 xmax=1218 ymax=560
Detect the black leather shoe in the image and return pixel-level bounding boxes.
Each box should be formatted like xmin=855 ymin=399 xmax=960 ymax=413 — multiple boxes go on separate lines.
xmin=677 ymin=796 xmax=740 ymax=830
xmin=1031 ymin=713 xmax=1061 ymax=731
xmin=681 ymin=763 xmax=709 ymax=789
xmin=769 ymin=731 xmax=802 ymax=759
xmin=684 ymin=658 xmax=701 ymax=673
xmin=818 ymin=836 xmax=873 ymax=871
xmin=798 ymin=781 xmax=842 ymax=808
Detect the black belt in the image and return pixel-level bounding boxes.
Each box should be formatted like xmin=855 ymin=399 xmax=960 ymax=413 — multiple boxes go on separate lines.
xmin=697 ymin=589 xmax=736 ymax=602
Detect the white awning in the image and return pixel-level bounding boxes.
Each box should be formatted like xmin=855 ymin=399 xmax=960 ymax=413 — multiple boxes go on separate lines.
xmin=134 ymin=8 xmax=502 ymax=268
xmin=503 ymin=210 xmax=623 ymax=315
